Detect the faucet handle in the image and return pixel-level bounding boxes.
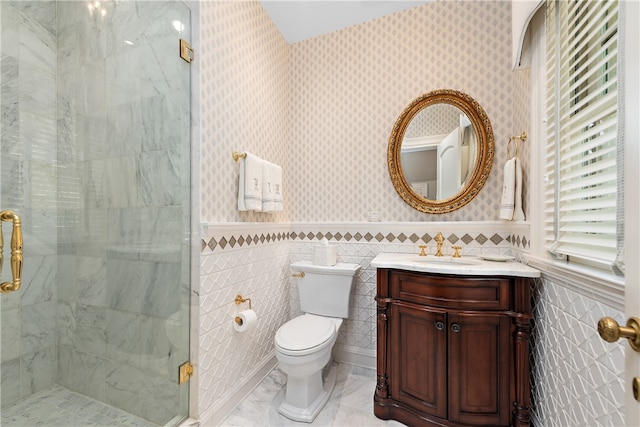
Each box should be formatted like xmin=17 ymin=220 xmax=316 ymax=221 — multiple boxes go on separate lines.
xmin=452 ymin=245 xmax=462 ymax=258
xmin=418 ymin=245 xmax=427 ymax=256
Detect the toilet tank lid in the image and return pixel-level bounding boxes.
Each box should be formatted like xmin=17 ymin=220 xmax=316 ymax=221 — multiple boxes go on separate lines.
xmin=291 ymin=260 xmax=360 ymax=275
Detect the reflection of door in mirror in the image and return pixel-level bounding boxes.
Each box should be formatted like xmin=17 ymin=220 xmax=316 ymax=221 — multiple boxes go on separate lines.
xmin=401 ymin=104 xmax=477 ymax=200
xmin=437 ymin=128 xmax=460 ymax=199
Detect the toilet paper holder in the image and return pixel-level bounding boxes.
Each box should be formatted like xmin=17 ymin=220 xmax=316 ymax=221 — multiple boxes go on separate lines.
xmin=234 ymin=294 xmax=252 ymax=325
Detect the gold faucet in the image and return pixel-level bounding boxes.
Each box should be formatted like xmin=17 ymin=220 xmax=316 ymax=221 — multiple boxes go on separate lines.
xmin=434 ymin=232 xmax=445 ymax=257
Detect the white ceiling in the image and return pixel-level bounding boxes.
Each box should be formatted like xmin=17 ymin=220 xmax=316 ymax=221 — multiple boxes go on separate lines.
xmin=260 ymin=1 xmax=431 ymax=44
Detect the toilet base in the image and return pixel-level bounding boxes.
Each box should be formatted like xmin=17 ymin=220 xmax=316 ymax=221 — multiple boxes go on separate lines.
xmin=278 ymin=362 xmax=337 ymax=423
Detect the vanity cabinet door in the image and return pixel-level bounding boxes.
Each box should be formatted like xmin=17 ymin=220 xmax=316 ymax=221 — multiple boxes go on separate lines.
xmin=390 ymin=302 xmax=447 ymax=419
xmin=448 ymin=313 xmax=511 ymax=426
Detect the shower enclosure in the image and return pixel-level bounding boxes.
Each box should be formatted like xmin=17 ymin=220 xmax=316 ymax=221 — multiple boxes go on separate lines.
xmin=0 ymin=1 xmax=192 ymax=425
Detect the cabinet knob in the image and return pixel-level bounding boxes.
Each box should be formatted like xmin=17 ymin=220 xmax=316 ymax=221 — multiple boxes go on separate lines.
xmin=435 ymin=321 xmax=444 ymax=331
xmin=451 ymin=323 xmax=461 ymax=333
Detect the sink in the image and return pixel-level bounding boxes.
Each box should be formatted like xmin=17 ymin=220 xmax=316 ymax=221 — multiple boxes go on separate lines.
xmin=410 ymin=256 xmax=482 ymax=266
xmin=370 ymin=253 xmax=541 ymax=278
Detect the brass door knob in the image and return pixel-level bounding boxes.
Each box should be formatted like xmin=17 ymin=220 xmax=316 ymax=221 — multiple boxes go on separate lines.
xmin=597 ymin=316 xmax=640 ymax=352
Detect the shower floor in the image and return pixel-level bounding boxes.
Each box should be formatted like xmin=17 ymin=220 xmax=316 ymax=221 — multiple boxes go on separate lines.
xmin=1 ymin=384 xmax=159 ymax=427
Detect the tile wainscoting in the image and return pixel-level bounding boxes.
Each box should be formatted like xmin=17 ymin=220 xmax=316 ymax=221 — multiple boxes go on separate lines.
xmin=197 ymin=221 xmax=625 ymax=426
xmin=530 ymin=277 xmax=625 ymax=426
xmin=197 ymin=221 xmax=522 ymax=424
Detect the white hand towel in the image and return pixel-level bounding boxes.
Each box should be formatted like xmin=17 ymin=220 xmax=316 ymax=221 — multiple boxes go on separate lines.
xmin=262 ymin=161 xmax=283 ymax=213
xmin=272 ymin=163 xmax=283 ymax=212
xmin=499 ymin=157 xmax=516 ymax=220
xmin=262 ymin=161 xmax=275 ymax=213
xmin=238 ymin=152 xmax=263 ymax=211
xmin=513 ymin=158 xmax=526 ymax=220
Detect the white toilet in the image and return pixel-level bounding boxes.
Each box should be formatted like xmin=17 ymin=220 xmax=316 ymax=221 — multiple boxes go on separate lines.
xmin=275 ymin=260 xmax=360 ymax=422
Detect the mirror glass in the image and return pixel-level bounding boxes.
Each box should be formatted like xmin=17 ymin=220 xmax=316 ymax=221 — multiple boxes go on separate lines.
xmin=400 ymin=104 xmax=477 ymax=200
xmin=388 ymin=89 xmax=494 ymax=214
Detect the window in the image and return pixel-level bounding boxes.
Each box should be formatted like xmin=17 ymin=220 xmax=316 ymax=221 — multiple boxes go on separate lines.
xmin=543 ymin=0 xmax=622 ymax=273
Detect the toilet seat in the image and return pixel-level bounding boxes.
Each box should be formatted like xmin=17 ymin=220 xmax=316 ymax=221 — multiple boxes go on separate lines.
xmin=275 ymin=315 xmax=336 ymax=356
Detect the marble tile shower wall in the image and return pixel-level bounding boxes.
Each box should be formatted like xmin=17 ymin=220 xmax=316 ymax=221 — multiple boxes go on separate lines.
xmin=1 ymin=1 xmax=59 ymax=408
xmin=53 ymin=2 xmax=191 ymax=424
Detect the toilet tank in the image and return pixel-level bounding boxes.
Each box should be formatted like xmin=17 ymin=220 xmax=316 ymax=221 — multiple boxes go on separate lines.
xmin=291 ymin=260 xmax=360 ymax=318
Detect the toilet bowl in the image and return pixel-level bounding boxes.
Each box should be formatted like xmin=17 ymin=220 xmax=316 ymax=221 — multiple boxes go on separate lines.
xmin=275 ymin=261 xmax=360 ymax=422
xmin=275 ymin=314 xmax=342 ymax=422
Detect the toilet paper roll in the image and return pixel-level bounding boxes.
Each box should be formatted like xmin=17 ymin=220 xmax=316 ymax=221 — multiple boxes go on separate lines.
xmin=233 ymin=309 xmax=257 ymax=332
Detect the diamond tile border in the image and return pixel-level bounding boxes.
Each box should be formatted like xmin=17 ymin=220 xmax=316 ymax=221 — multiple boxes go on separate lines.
xmin=201 ymin=229 xmax=519 ymax=253
xmin=508 ymin=233 xmax=530 ymax=249
xmin=201 ymin=222 xmax=530 ymax=252
xmin=203 ymin=232 xmax=289 ymax=251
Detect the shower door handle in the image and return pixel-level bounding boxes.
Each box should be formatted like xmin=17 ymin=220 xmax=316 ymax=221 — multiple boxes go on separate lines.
xmin=0 ymin=210 xmax=23 ymax=293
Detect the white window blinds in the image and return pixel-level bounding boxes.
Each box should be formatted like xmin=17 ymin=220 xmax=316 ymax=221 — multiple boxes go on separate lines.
xmin=544 ymin=0 xmax=621 ymax=269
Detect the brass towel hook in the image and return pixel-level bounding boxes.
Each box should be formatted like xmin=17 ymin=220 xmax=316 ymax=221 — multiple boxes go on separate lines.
xmin=508 ymin=132 xmax=527 ymax=159
xmin=0 ymin=210 xmax=23 ymax=293
xmin=232 ymin=151 xmax=247 ymax=161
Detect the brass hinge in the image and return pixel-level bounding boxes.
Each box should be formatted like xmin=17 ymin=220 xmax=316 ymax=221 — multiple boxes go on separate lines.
xmin=180 ymin=39 xmax=194 ymax=63
xmin=179 ymin=361 xmax=194 ymax=384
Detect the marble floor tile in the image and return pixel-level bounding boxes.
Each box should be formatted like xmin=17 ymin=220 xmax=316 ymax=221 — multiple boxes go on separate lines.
xmin=221 ymin=363 xmax=405 ymax=427
xmin=1 ymin=363 xmax=403 ymax=427
xmin=0 ymin=384 xmax=159 ymax=427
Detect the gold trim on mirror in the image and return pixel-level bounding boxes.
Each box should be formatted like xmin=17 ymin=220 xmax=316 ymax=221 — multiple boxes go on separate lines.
xmin=388 ymin=89 xmax=494 ymax=214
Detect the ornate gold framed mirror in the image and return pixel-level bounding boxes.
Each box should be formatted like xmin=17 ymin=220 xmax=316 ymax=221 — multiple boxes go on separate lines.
xmin=388 ymin=89 xmax=494 ymax=214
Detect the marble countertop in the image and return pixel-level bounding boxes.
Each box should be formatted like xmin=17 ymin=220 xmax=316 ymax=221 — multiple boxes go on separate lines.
xmin=371 ymin=252 xmax=540 ymax=278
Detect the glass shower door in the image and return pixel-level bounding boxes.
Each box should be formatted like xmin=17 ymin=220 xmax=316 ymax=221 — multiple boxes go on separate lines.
xmin=1 ymin=1 xmax=192 ymax=425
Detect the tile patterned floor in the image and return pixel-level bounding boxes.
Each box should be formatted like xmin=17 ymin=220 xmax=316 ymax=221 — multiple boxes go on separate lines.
xmin=221 ymin=363 xmax=405 ymax=427
xmin=0 ymin=384 xmax=159 ymax=427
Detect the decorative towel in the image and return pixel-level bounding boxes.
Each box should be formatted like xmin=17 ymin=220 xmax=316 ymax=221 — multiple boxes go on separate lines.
xmin=272 ymin=163 xmax=283 ymax=212
xmin=262 ymin=161 xmax=275 ymax=213
xmin=262 ymin=161 xmax=283 ymax=213
xmin=499 ymin=157 xmax=525 ymax=220
xmin=238 ymin=152 xmax=264 ymax=211
xmin=513 ymin=158 xmax=526 ymax=220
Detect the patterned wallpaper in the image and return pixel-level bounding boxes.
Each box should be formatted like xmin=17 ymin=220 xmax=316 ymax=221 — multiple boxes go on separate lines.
xmin=200 ymin=0 xmax=523 ymax=223
xmin=289 ymin=0 xmax=517 ymax=222
xmin=512 ymin=69 xmax=531 ymax=219
xmin=199 ymin=0 xmax=291 ymax=223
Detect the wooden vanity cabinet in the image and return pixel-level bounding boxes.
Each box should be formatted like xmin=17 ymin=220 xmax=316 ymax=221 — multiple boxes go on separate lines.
xmin=374 ymin=268 xmax=532 ymax=427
